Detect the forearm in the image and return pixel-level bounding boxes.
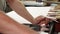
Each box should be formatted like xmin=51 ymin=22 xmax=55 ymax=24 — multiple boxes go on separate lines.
xmin=6 ymin=0 xmax=35 ymax=23
xmin=0 ymin=10 xmax=39 ymax=34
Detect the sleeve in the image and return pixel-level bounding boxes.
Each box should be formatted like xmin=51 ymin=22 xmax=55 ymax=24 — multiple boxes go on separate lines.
xmin=0 ymin=0 xmax=12 ymax=13
xmin=0 ymin=0 xmax=6 ymax=11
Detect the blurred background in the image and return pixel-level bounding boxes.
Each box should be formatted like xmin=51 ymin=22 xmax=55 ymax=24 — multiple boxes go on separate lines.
xmin=1 ymin=0 xmax=60 ymax=34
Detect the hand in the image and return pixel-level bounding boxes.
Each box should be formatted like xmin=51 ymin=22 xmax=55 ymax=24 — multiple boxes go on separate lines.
xmin=34 ymin=16 xmax=51 ymax=26
xmin=34 ymin=16 xmax=51 ymax=31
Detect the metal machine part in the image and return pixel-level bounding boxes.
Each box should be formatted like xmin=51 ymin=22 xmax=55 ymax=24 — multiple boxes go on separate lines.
xmin=41 ymin=19 xmax=59 ymax=34
xmin=48 ymin=20 xmax=56 ymax=34
xmin=24 ymin=24 xmax=41 ymax=31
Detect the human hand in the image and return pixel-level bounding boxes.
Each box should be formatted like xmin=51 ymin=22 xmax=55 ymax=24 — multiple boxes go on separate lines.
xmin=34 ymin=16 xmax=51 ymax=25
xmin=34 ymin=16 xmax=51 ymax=31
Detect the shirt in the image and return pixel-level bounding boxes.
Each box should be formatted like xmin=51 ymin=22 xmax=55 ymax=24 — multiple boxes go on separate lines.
xmin=0 ymin=0 xmax=12 ymax=13
xmin=0 ymin=0 xmax=6 ymax=11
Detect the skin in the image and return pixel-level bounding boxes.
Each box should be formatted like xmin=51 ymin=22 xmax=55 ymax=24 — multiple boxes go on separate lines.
xmin=6 ymin=0 xmax=50 ymax=25
xmin=0 ymin=10 xmax=39 ymax=34
xmin=35 ymin=16 xmax=50 ymax=25
xmin=0 ymin=0 xmax=51 ymax=34
xmin=6 ymin=0 xmax=35 ymax=23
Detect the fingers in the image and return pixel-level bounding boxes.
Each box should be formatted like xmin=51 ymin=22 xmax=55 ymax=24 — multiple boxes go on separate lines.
xmin=35 ymin=16 xmax=51 ymax=25
xmin=34 ymin=16 xmax=45 ymax=24
xmin=39 ymin=18 xmax=50 ymax=25
xmin=41 ymin=27 xmax=49 ymax=31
